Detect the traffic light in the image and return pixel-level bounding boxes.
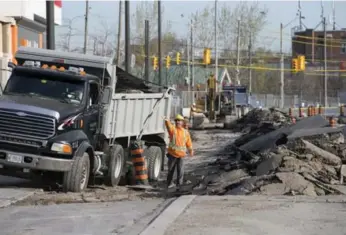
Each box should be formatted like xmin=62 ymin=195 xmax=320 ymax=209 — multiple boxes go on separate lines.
xmin=203 ymin=48 xmax=211 ymax=65
xmin=153 ymin=56 xmax=158 ymax=71
xmin=166 ymin=56 xmax=171 ymax=69
xmin=176 ymin=52 xmax=181 ymax=65
xmin=297 ymin=55 xmax=305 ymax=71
xmin=292 ymin=58 xmax=298 ymax=73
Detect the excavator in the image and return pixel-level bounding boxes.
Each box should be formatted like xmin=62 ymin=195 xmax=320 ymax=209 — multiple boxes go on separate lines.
xmin=192 ymin=75 xmax=249 ymax=129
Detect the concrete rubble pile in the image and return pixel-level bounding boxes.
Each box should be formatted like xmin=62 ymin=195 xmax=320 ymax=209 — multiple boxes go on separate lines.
xmin=197 ymin=109 xmax=346 ymax=196
xmin=232 ymin=108 xmax=292 ymax=133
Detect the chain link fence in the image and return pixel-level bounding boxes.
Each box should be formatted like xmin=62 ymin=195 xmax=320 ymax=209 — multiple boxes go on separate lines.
xmin=170 ymin=90 xmax=341 ymax=118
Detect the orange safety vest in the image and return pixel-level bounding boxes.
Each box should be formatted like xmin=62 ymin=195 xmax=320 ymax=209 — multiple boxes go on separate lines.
xmin=165 ymin=120 xmax=192 ymax=158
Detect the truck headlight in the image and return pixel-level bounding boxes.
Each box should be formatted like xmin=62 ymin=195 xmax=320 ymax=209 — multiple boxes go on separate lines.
xmin=51 ymin=143 xmax=72 ymax=154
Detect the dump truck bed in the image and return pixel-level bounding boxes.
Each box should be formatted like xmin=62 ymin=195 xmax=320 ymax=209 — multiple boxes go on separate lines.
xmin=103 ymin=93 xmax=171 ymax=139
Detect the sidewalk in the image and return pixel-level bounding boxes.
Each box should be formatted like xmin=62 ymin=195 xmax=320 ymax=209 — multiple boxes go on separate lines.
xmin=140 ymin=195 xmax=346 ymax=235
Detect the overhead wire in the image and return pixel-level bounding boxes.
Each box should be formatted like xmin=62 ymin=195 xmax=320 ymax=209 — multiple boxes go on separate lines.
xmin=136 ymin=53 xmax=346 ymax=75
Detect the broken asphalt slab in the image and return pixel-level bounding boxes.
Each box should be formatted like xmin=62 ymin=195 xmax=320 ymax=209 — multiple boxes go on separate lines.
xmin=238 ymin=115 xmax=330 ymax=153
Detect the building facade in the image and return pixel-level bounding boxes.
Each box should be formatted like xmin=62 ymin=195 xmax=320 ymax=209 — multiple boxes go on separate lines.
xmin=292 ymin=28 xmax=346 ymax=69
xmin=0 ymin=0 xmax=62 ymax=61
xmin=0 ymin=0 xmax=62 ymax=89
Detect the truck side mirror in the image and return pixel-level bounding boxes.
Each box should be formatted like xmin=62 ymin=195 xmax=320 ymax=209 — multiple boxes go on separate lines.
xmin=101 ymin=86 xmax=112 ymax=104
xmin=8 ymin=62 xmax=16 ymax=69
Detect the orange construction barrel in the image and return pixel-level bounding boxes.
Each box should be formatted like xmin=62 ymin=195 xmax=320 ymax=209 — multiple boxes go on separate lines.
xmin=130 ymin=141 xmax=149 ymax=185
xmin=329 ymin=117 xmax=336 ymax=127
xmin=318 ymin=106 xmax=324 ymax=115
xmin=340 ymin=105 xmax=345 ymax=117
xmin=298 ymin=107 xmax=303 ymax=118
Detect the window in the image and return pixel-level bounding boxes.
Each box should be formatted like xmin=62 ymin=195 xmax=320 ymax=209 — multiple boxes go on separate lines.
xmin=5 ymin=71 xmax=85 ymax=105
xmin=341 ymin=39 xmax=346 ymax=54
xmin=89 ymin=83 xmax=99 ymax=106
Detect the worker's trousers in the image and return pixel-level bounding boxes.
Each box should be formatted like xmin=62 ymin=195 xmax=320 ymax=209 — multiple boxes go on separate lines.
xmin=166 ymin=154 xmax=184 ymax=187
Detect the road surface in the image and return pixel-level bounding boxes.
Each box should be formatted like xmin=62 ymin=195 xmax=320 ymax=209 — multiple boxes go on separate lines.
xmin=141 ymin=195 xmax=346 ymax=235
xmin=0 ymin=176 xmax=36 ymax=208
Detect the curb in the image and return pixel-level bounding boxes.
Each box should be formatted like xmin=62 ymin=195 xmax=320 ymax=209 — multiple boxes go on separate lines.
xmin=139 ymin=195 xmax=196 ymax=235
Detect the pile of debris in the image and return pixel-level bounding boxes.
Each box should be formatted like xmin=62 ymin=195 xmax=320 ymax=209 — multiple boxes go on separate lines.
xmin=201 ymin=110 xmax=346 ymax=196
xmin=232 ymin=108 xmax=292 ymax=133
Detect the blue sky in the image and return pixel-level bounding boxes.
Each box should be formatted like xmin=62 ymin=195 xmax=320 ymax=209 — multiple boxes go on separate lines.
xmin=57 ymin=0 xmax=346 ymax=53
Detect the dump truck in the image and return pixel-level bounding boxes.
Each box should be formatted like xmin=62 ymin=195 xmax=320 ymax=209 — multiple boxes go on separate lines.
xmin=0 ymin=47 xmax=172 ymax=192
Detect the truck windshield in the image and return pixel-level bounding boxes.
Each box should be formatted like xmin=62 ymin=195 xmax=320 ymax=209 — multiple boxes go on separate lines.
xmin=4 ymin=74 xmax=85 ymax=105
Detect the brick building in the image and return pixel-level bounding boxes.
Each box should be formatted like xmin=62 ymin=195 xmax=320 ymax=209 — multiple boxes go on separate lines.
xmin=292 ymin=28 xmax=346 ymax=69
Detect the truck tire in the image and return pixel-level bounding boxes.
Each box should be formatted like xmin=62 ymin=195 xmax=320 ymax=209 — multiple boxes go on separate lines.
xmin=144 ymin=146 xmax=162 ymax=181
xmin=63 ymin=152 xmax=90 ymax=192
xmin=104 ymin=144 xmax=125 ymax=187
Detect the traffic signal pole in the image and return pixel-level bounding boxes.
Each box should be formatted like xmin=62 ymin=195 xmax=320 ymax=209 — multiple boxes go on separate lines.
xmin=158 ymin=0 xmax=162 ymax=91
xmin=46 ymin=0 xmax=55 ymax=50
xmin=323 ymin=17 xmax=328 ymax=107
xmin=124 ymin=0 xmax=130 ymax=73
xmin=280 ymin=23 xmax=284 ymax=109
xmin=144 ymin=20 xmax=149 ymax=82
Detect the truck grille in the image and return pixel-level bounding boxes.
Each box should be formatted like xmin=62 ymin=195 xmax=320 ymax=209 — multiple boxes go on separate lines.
xmin=0 ymin=109 xmax=55 ymax=139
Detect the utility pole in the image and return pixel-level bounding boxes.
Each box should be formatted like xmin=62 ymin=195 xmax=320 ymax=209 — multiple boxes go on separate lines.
xmin=46 ymin=0 xmax=55 ymax=50
xmin=332 ymin=0 xmax=336 ymax=30
xmin=248 ymin=32 xmax=252 ymax=94
xmin=187 ymin=22 xmax=191 ymax=93
xmin=323 ymin=17 xmax=328 ymax=107
xmin=115 ymin=0 xmax=122 ymax=64
xmin=298 ymin=0 xmax=302 ymax=31
xmin=280 ymin=23 xmax=284 ymax=109
xmin=83 ymin=0 xmax=89 ymax=54
xmin=191 ymin=19 xmax=194 ymax=97
xmin=124 ymin=0 xmax=130 ymax=72
xmin=235 ymin=19 xmax=240 ymax=85
xmin=158 ymin=0 xmax=162 ymax=91
xmin=144 ymin=20 xmax=149 ymax=82
xmin=214 ymin=0 xmax=218 ymax=91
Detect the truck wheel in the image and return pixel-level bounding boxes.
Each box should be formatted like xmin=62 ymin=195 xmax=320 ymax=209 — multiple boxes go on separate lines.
xmin=104 ymin=144 xmax=125 ymax=187
xmin=63 ymin=152 xmax=90 ymax=192
xmin=144 ymin=146 xmax=162 ymax=181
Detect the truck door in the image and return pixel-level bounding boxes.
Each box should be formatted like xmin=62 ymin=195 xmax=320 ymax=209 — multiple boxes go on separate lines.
xmin=83 ymin=81 xmax=100 ymax=147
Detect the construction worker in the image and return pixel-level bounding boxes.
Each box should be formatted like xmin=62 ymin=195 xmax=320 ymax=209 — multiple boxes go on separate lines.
xmin=190 ymin=103 xmax=197 ymax=121
xmin=207 ymin=73 xmax=217 ymax=120
xmin=164 ymin=114 xmax=194 ymax=190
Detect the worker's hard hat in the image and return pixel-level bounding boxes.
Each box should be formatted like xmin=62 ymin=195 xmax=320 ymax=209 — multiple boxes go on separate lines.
xmin=192 ymin=103 xmax=196 ymax=106
xmin=175 ymin=114 xmax=184 ymax=121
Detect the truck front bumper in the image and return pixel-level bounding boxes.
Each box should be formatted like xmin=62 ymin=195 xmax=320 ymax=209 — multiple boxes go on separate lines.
xmin=0 ymin=149 xmax=73 ymax=172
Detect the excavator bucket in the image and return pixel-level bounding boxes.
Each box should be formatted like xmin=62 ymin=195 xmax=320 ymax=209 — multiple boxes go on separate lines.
xmin=191 ymin=113 xmax=210 ymax=129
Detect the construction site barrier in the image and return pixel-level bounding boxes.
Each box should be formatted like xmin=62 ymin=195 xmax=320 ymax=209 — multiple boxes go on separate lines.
xmin=312 ymin=106 xmax=316 ymax=116
xmin=288 ymin=108 xmax=293 ymax=117
xmin=130 ymin=141 xmax=149 ymax=185
xmin=291 ymin=117 xmax=296 ymax=124
xmin=287 ymin=106 xmax=344 ymax=117
xmin=340 ymin=105 xmax=345 ymax=117
xmin=307 ymin=106 xmax=312 ymax=117
xmin=318 ymin=106 xmax=324 ymax=115
xmin=298 ymin=107 xmax=303 ymax=118
xmin=329 ymin=117 xmax=337 ymax=127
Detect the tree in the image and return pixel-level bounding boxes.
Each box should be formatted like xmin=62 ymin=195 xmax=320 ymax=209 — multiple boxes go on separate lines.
xmin=89 ymin=20 xmax=116 ymax=57
xmin=191 ymin=2 xmax=268 ymax=87
xmin=58 ymin=18 xmax=82 ymax=52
